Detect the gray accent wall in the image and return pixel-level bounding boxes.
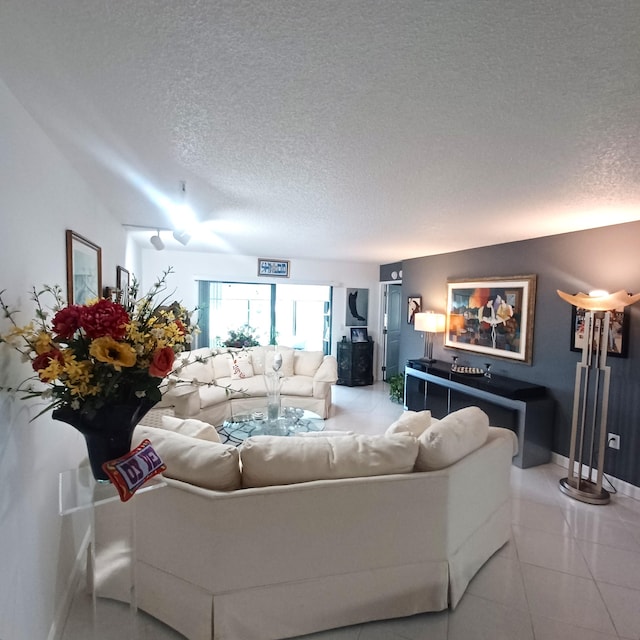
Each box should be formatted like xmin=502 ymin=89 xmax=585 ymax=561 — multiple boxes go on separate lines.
xmin=399 ymin=221 xmax=640 ymax=488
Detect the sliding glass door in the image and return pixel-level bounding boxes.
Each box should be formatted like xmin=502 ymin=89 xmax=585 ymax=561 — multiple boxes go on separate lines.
xmin=197 ymin=281 xmax=332 ymax=353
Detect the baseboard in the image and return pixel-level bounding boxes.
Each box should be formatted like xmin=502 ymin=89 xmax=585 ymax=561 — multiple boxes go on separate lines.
xmin=551 ymin=452 xmax=640 ymax=501
xmin=46 ymin=527 xmax=91 ymax=640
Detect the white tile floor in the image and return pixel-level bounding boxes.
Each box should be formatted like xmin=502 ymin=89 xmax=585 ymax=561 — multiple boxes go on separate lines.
xmin=62 ymin=382 xmax=640 ymax=640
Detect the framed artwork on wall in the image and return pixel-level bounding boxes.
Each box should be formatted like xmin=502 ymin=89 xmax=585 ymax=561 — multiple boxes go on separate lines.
xmin=570 ymin=304 xmax=629 ymax=358
xmin=444 ymin=275 xmax=537 ymax=364
xmin=116 ymin=265 xmax=131 ymax=307
xmin=66 ymin=230 xmax=102 ymax=305
xmin=258 ymin=258 xmax=290 ymax=277
xmin=407 ymin=296 xmax=422 ymax=324
xmin=345 ymin=288 xmax=368 ymax=326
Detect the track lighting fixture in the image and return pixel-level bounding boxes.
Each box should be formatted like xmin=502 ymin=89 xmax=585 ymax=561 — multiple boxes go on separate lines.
xmin=172 ymin=229 xmax=191 ymax=246
xmin=150 ymin=230 xmax=165 ymax=251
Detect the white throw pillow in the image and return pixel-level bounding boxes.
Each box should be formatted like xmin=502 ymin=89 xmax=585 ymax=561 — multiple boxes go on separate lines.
xmin=160 ymin=415 xmax=221 ymax=442
xmin=293 ymin=350 xmax=325 ymax=377
xmin=414 ymin=406 xmax=489 ymax=471
xmin=385 ymin=410 xmax=431 ymax=437
xmin=133 ymin=425 xmax=241 ymax=491
xmin=230 ymin=354 xmax=254 ymax=380
xmin=240 ymin=433 xmax=418 ymax=488
xmin=265 ymin=349 xmax=294 ymax=377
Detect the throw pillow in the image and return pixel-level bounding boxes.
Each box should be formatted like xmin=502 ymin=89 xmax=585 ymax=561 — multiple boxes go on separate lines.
xmin=414 ymin=406 xmax=489 ymax=471
xmin=230 ymin=353 xmax=254 ymax=380
xmin=160 ymin=415 xmax=221 ymax=442
xmin=265 ymin=349 xmax=294 ymax=377
xmin=240 ymin=433 xmax=418 ymax=488
xmin=133 ymin=425 xmax=241 ymax=491
xmin=293 ymin=350 xmax=325 ymax=377
xmin=385 ymin=410 xmax=431 ymax=437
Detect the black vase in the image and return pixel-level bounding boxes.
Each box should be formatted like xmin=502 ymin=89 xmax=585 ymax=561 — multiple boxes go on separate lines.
xmin=53 ymin=400 xmax=156 ymax=481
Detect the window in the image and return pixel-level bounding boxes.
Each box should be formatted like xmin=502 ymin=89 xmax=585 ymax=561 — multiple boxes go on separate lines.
xmin=197 ymin=281 xmax=332 ymax=353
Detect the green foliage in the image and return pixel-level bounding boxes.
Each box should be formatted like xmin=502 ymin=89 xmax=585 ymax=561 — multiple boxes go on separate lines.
xmin=388 ymin=373 xmax=404 ymax=404
xmin=222 ymin=324 xmax=261 ymax=347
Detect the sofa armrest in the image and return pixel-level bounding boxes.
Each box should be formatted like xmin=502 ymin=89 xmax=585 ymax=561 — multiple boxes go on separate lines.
xmin=168 ymin=386 xmax=201 ymax=418
xmin=312 ymin=356 xmax=337 ymax=399
xmin=313 ymin=356 xmax=338 ymax=383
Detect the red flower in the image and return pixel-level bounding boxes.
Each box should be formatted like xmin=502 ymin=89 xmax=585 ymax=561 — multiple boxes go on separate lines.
xmin=80 ymin=299 xmax=130 ymax=340
xmin=148 ymin=346 xmax=175 ymax=378
xmin=32 ymin=349 xmax=65 ymax=380
xmin=174 ymin=319 xmax=186 ymax=335
xmin=52 ymin=305 xmax=84 ymax=339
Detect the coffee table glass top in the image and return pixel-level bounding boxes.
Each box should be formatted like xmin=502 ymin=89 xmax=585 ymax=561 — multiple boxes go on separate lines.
xmin=218 ymin=407 xmax=324 ymax=445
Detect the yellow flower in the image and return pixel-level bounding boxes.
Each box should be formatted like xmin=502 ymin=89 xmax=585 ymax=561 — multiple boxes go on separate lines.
xmin=89 ymin=336 xmax=137 ymax=371
xmin=34 ymin=331 xmax=54 ymax=355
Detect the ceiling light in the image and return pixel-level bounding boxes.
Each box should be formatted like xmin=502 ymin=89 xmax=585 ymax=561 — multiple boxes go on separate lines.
xmin=150 ymin=230 xmax=165 ymax=250
xmin=172 ymin=229 xmax=191 ymax=246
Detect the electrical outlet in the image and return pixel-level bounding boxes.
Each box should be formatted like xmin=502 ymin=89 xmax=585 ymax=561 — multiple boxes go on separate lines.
xmin=608 ymin=433 xmax=620 ymax=450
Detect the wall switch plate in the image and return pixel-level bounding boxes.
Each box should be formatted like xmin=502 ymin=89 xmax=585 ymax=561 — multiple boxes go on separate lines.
xmin=608 ymin=433 xmax=620 ymax=450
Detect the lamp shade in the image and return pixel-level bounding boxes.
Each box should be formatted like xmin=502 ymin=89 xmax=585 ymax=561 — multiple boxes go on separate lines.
xmin=414 ymin=312 xmax=446 ymax=333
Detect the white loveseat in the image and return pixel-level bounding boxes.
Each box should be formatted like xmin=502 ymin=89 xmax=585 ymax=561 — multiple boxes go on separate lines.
xmin=162 ymin=345 xmax=338 ymax=423
xmin=93 ymin=408 xmax=517 ymax=640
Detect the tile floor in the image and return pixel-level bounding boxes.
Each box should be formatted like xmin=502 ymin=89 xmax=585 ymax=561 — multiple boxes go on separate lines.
xmin=62 ymin=382 xmax=640 ymax=640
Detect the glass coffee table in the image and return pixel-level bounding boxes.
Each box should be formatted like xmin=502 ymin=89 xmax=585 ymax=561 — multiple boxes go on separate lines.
xmin=217 ymin=407 xmax=324 ymax=446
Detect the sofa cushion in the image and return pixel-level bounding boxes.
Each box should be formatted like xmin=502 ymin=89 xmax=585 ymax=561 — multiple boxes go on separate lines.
xmin=293 ymin=350 xmax=325 ymax=376
xmin=211 ymin=352 xmax=233 ymax=379
xmin=133 ymin=425 xmax=241 ymax=491
xmin=173 ymin=348 xmax=215 ymax=382
xmin=240 ymin=433 xmax=419 ymax=488
xmin=160 ymin=415 xmax=221 ymax=442
xmin=280 ymin=375 xmax=314 ymax=397
xmin=414 ymin=406 xmax=489 ymax=471
xmin=386 ymin=410 xmax=431 ymax=437
xmin=265 ymin=349 xmax=294 ymax=377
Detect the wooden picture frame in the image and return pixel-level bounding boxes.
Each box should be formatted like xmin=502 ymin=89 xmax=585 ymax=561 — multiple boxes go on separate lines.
xmin=570 ymin=304 xmax=629 ymax=358
xmin=444 ymin=275 xmax=537 ymax=364
xmin=258 ymin=258 xmax=290 ymax=278
xmin=66 ymin=230 xmax=102 ymax=305
xmin=116 ymin=265 xmax=131 ymax=307
xmin=407 ymin=296 xmax=422 ymax=324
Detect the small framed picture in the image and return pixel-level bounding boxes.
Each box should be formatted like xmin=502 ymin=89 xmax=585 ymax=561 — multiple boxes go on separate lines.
xmin=258 ymin=258 xmax=290 ymax=278
xmin=350 ymin=327 xmax=368 ymax=343
xmin=116 ymin=266 xmax=131 ymax=307
xmin=66 ymin=230 xmax=102 ymax=305
xmin=570 ymin=304 xmax=629 ymax=358
xmin=408 ymin=296 xmax=422 ymax=324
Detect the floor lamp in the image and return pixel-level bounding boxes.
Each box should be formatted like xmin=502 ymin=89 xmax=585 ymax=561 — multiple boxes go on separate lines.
xmin=414 ymin=312 xmax=446 ymax=362
xmin=557 ymin=289 xmax=640 ymax=505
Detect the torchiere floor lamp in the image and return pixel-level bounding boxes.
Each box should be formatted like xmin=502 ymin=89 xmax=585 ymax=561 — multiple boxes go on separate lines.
xmin=556 ymin=289 xmax=640 ymax=505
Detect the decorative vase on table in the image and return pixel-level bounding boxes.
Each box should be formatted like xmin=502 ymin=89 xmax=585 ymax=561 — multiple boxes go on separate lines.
xmin=53 ymin=399 xmax=156 ymax=482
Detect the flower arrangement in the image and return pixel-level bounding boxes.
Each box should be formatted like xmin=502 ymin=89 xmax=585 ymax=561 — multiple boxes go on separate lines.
xmin=0 ymin=267 xmax=196 ymax=419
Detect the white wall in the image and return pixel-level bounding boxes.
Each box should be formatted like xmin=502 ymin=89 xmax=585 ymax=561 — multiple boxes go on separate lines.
xmin=0 ymin=78 xmax=127 ymax=640
xmin=138 ymin=249 xmax=381 ymax=366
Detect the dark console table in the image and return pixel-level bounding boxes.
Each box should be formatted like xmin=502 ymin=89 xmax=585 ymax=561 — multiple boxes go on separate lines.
xmin=337 ymin=340 xmax=374 ymax=386
xmin=405 ymin=360 xmax=554 ymax=468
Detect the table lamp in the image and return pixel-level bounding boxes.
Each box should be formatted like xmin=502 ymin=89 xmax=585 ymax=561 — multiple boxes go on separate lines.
xmin=414 ymin=311 xmax=446 ymax=362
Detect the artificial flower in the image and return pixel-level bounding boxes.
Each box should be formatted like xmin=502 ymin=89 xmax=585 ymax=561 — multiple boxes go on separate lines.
xmin=0 ymin=267 xmax=197 ymax=418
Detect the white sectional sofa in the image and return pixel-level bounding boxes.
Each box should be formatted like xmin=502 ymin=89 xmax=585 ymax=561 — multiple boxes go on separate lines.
xmin=162 ymin=345 xmax=338 ymax=423
xmin=93 ymin=408 xmax=517 ymax=640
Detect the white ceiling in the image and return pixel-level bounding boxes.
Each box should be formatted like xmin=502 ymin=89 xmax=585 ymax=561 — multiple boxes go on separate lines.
xmin=1 ymin=1 xmax=639 ymax=263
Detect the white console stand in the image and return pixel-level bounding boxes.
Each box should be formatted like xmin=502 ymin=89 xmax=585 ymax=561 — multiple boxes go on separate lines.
xmin=59 ymin=467 xmax=165 ymax=638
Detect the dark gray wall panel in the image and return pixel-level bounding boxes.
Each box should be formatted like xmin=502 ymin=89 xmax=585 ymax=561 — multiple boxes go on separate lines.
xmin=398 ymin=221 xmax=640 ymax=487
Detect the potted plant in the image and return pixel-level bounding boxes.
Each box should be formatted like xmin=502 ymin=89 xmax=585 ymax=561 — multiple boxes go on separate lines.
xmin=222 ymin=324 xmax=260 ymax=348
xmin=388 ymin=374 xmax=404 ymax=404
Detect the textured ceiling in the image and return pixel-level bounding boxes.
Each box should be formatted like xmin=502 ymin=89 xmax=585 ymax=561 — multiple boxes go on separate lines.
xmin=1 ymin=1 xmax=639 ymax=263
